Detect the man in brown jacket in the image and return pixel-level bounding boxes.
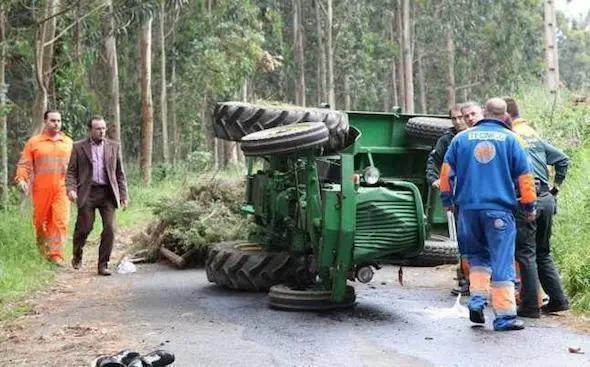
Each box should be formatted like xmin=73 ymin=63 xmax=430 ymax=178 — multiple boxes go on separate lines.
xmin=66 ymin=116 xmax=128 ymax=275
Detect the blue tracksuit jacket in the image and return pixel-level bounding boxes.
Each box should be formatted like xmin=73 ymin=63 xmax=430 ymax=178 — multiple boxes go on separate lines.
xmin=439 ymin=119 xmax=536 ymax=213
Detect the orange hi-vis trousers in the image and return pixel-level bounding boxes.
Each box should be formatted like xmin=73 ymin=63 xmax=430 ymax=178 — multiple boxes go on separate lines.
xmin=15 ymin=133 xmax=73 ymax=261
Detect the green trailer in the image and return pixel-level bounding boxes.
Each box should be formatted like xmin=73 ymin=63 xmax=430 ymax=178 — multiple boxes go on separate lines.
xmin=206 ymin=103 xmax=457 ymax=310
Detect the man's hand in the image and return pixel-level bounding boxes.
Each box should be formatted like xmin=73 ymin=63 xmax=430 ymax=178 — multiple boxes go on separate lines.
xmin=432 ymin=179 xmax=441 ymax=190
xmin=525 ymin=210 xmax=537 ymax=223
xmin=17 ymin=180 xmax=28 ymax=194
xmin=67 ymin=190 xmax=78 ymax=202
xmin=121 ymin=199 xmax=129 ymax=211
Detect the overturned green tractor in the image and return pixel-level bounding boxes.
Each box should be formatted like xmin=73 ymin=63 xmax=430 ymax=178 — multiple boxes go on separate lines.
xmin=206 ymin=102 xmax=457 ymax=310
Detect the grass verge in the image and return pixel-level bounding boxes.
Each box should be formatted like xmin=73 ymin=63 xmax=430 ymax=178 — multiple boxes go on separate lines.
xmin=0 ymin=163 xmax=244 ymax=319
xmin=550 ymin=145 xmax=590 ymax=312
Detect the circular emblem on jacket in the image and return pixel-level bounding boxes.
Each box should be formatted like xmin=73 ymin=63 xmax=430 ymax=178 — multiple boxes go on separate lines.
xmin=474 ymin=141 xmax=496 ymax=164
xmin=494 ymin=218 xmax=505 ymax=229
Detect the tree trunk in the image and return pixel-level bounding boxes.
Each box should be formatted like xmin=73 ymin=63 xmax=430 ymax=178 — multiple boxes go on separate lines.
xmin=103 ymin=0 xmax=121 ymax=145
xmin=445 ymin=24 xmax=456 ymax=108
xmin=75 ymin=2 xmax=81 ymax=62
xmin=327 ymin=0 xmax=335 ymax=108
xmin=316 ymin=0 xmax=327 ymax=105
xmin=293 ymin=0 xmax=305 ymax=106
xmin=344 ymin=75 xmax=351 ymax=110
xmin=171 ymin=29 xmax=178 ymax=164
xmin=0 ymin=4 xmax=7 ymax=209
xmin=33 ymin=0 xmax=59 ymax=131
xmin=396 ymin=2 xmax=405 ymax=111
xmin=139 ymin=18 xmax=154 ymax=185
xmin=159 ymin=0 xmax=169 ymax=163
xmin=417 ymin=49 xmax=427 ymax=114
xmin=402 ymin=0 xmax=413 ymax=113
xmin=544 ymin=0 xmax=559 ymax=93
xmin=389 ymin=13 xmax=398 ymax=108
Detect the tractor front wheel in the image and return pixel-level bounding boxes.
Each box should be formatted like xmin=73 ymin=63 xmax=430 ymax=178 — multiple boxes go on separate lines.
xmin=205 ymin=241 xmax=311 ymax=292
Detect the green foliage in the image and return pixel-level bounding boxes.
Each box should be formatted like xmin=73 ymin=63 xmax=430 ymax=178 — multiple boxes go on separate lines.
xmin=151 ymin=176 xmax=252 ymax=252
xmin=549 ymin=145 xmax=590 ymax=312
xmin=558 ymin=14 xmax=590 ymax=94
xmin=517 ymin=86 xmax=590 ymax=312
xmin=0 ymin=207 xmax=54 ymax=314
xmin=517 ymin=87 xmax=590 ymax=149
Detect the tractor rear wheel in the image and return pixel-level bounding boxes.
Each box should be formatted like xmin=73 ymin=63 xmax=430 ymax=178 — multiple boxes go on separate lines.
xmin=268 ymin=284 xmax=356 ymax=311
xmin=405 ymin=117 xmax=453 ymax=145
xmin=205 ymin=241 xmax=311 ymax=292
xmin=240 ymin=122 xmax=329 ymax=156
xmin=405 ymin=235 xmax=459 ymax=267
xmin=213 ymin=102 xmax=349 ymax=152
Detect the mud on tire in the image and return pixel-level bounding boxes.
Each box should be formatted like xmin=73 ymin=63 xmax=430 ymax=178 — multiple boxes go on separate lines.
xmin=213 ymin=102 xmax=349 ymax=152
xmin=405 ymin=117 xmax=453 ymax=145
xmin=205 ymin=241 xmax=312 ymax=292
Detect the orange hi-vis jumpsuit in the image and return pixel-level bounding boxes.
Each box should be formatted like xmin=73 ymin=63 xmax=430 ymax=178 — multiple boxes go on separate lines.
xmin=15 ymin=132 xmax=73 ymax=262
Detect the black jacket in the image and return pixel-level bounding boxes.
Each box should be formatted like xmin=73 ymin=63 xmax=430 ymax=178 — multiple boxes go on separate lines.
xmin=426 ymin=128 xmax=458 ymax=185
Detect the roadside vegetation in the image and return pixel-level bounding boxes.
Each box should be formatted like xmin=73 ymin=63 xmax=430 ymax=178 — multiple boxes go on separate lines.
xmin=518 ymin=86 xmax=590 ymax=312
xmin=0 ymin=160 xmax=218 ymax=318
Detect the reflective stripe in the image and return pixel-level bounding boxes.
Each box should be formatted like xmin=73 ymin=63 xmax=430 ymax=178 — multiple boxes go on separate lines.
xmin=35 ymin=156 xmax=69 ymax=164
xmin=491 ymin=282 xmax=516 ymax=317
xmin=461 ymin=258 xmax=471 ymax=278
xmin=440 ymin=163 xmax=452 ymax=193
xmin=469 ymin=266 xmax=491 ymax=297
xmin=34 ymin=166 xmax=68 ymax=175
xmin=518 ymin=173 xmax=537 ymax=205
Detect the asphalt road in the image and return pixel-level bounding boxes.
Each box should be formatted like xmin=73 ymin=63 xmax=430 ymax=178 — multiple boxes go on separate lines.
xmin=114 ymin=263 xmax=590 ymax=367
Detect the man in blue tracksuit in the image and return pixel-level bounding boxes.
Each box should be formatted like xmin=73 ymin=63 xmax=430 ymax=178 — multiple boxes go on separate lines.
xmin=440 ymin=98 xmax=537 ymax=331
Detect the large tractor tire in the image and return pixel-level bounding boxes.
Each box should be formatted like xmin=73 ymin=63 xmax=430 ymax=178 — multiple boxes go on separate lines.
xmin=240 ymin=122 xmax=329 ymax=156
xmin=205 ymin=241 xmax=311 ymax=292
xmin=405 ymin=235 xmax=459 ymax=267
xmin=213 ymin=102 xmax=349 ymax=151
xmin=405 ymin=117 xmax=453 ymax=145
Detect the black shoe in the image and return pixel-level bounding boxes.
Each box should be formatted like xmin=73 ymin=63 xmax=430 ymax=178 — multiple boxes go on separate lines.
xmin=541 ymin=300 xmax=570 ymax=313
xmin=451 ymin=283 xmax=470 ymax=296
xmin=128 ymin=350 xmax=175 ymax=367
xmin=517 ymin=307 xmax=541 ymax=319
xmin=93 ymin=356 xmax=125 ymax=367
xmin=71 ymin=258 xmax=81 ymax=270
xmin=112 ymin=349 xmax=141 ymax=365
xmin=469 ymin=308 xmax=485 ymax=324
xmin=98 ymin=265 xmax=112 ymax=276
xmin=493 ymin=317 xmax=525 ymax=331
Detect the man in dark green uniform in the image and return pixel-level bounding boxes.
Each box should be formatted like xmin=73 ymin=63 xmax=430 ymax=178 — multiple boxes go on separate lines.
xmin=504 ymin=97 xmax=570 ymax=318
xmin=426 ymin=104 xmax=469 ymax=295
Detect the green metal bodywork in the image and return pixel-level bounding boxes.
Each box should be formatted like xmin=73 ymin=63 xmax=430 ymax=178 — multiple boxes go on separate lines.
xmin=242 ymin=109 xmax=448 ymax=302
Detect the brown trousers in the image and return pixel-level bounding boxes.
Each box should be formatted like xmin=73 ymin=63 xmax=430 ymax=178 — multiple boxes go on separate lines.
xmin=73 ymin=185 xmax=117 ymax=268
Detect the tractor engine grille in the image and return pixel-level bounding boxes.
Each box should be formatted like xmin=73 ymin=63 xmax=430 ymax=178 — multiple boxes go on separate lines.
xmin=353 ymin=188 xmax=421 ymax=261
